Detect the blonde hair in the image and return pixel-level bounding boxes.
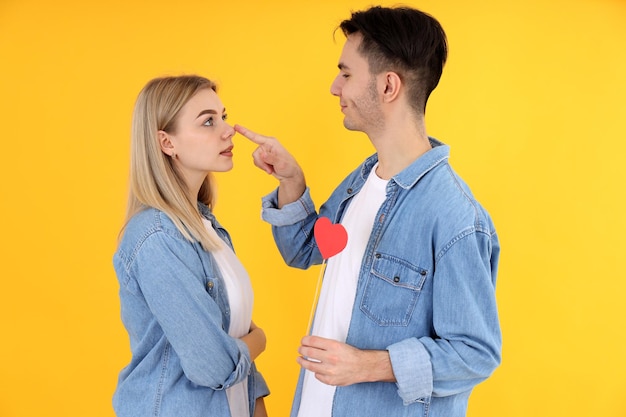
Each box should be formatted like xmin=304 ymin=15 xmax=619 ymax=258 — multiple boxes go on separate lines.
xmin=121 ymin=75 xmax=221 ymax=250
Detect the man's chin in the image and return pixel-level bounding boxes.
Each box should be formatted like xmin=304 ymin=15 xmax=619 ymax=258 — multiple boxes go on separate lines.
xmin=342 ymin=119 xmax=359 ymax=131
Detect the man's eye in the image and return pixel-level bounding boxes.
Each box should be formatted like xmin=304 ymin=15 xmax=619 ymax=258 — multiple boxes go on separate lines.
xmin=222 ymin=114 xmax=228 ymax=121
xmin=342 ymin=73 xmax=350 ymax=79
xmin=203 ymin=117 xmax=214 ymax=126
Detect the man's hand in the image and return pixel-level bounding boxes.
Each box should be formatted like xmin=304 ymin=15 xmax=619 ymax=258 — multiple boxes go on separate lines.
xmin=297 ymin=335 xmax=396 ymax=386
xmin=235 ymin=124 xmax=306 ymax=207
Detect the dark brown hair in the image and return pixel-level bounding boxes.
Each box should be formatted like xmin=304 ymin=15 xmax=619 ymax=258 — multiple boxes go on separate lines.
xmin=339 ymin=6 xmax=448 ymax=114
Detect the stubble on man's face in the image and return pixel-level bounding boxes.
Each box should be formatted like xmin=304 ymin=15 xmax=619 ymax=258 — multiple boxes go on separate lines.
xmin=343 ymin=75 xmax=384 ymax=135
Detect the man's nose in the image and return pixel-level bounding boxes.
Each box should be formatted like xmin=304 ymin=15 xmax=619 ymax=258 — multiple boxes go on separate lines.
xmin=330 ymin=75 xmax=342 ymax=96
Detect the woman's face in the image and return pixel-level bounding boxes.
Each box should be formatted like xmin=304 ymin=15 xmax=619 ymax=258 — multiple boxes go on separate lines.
xmin=164 ymin=88 xmax=235 ymax=183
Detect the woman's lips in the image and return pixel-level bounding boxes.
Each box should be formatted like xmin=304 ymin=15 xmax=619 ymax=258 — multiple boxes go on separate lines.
xmin=221 ymin=145 xmax=234 ymax=157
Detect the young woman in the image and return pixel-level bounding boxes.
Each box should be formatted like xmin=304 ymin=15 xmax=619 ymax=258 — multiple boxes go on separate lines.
xmin=113 ymin=75 xmax=269 ymax=417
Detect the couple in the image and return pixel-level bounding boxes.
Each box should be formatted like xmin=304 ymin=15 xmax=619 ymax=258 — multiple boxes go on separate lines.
xmin=112 ymin=6 xmax=502 ymax=417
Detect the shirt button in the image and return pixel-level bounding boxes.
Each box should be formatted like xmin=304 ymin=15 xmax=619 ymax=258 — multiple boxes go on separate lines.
xmin=393 ymin=276 xmax=400 ymax=283
xmin=375 ymin=253 xmax=381 ymax=258
xmin=347 ymin=188 xmax=353 ymax=194
xmin=207 ymin=281 xmax=214 ymax=289
xmin=420 ymin=271 xmax=427 ymax=276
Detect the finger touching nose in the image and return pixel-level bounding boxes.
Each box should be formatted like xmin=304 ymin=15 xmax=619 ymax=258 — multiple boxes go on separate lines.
xmin=234 ymin=124 xmax=267 ymax=145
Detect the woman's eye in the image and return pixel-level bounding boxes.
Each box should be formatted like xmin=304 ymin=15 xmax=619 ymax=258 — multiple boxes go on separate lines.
xmin=203 ymin=117 xmax=214 ymax=126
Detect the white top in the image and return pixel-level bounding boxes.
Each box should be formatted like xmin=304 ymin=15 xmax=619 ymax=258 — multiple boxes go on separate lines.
xmin=297 ymin=165 xmax=388 ymax=417
xmin=202 ymin=219 xmax=254 ymax=417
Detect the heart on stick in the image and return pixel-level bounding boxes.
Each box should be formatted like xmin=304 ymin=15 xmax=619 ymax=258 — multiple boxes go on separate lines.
xmin=314 ymin=217 xmax=348 ymax=259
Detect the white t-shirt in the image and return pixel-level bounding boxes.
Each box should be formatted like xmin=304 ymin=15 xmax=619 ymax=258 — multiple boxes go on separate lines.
xmin=297 ymin=165 xmax=388 ymax=417
xmin=203 ymin=219 xmax=254 ymax=417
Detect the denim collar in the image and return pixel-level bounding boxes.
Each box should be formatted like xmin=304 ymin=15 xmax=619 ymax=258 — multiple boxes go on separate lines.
xmin=359 ymin=137 xmax=450 ymax=190
xmin=198 ymin=202 xmax=225 ymax=231
xmin=198 ymin=201 xmax=212 ymax=219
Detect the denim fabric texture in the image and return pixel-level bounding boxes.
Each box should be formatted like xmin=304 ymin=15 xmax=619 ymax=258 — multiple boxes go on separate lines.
xmin=262 ymin=138 xmax=501 ymax=417
xmin=113 ymin=203 xmax=268 ymax=417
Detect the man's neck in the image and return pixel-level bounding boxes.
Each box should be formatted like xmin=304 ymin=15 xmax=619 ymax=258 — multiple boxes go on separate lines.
xmin=369 ymin=118 xmax=431 ymax=180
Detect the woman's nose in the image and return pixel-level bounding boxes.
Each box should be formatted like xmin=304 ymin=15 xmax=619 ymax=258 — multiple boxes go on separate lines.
xmin=223 ymin=123 xmax=235 ymax=139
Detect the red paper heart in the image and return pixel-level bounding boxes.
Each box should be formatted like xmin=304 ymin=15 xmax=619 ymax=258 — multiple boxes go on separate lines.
xmin=314 ymin=217 xmax=348 ymax=259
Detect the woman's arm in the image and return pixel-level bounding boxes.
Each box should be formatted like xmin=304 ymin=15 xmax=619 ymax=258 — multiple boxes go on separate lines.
xmin=240 ymin=321 xmax=266 ymax=361
xmin=130 ymin=231 xmax=254 ymax=388
xmin=254 ymin=397 xmax=268 ymax=417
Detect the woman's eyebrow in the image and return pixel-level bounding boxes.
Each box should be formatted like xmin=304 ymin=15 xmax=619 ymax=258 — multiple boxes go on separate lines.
xmin=196 ymin=108 xmax=226 ymax=118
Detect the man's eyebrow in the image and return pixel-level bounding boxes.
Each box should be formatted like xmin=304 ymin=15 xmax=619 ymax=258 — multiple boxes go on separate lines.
xmin=196 ymin=108 xmax=226 ymax=118
xmin=338 ymin=63 xmax=349 ymax=71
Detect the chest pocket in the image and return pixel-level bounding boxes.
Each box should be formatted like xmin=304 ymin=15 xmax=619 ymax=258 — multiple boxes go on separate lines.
xmin=360 ymin=253 xmax=428 ymax=326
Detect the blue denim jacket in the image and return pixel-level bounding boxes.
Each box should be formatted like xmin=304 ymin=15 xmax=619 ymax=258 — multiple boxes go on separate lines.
xmin=262 ymin=139 xmax=501 ymax=417
xmin=113 ymin=204 xmax=269 ymax=417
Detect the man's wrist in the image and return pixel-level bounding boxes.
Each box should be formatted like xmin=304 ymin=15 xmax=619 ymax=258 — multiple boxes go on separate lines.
xmin=363 ymin=350 xmax=396 ymax=383
xmin=277 ymin=175 xmax=306 ymax=208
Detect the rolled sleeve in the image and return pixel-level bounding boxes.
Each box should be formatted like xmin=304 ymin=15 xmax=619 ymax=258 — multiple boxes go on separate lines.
xmin=261 ymin=187 xmax=315 ymax=226
xmin=387 ymin=338 xmax=433 ymax=405
xmin=253 ymin=364 xmax=270 ymax=399
xmin=218 ymin=338 xmax=252 ymax=390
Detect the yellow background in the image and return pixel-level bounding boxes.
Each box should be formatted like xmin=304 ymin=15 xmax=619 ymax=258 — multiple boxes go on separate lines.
xmin=1 ymin=0 xmax=625 ymax=416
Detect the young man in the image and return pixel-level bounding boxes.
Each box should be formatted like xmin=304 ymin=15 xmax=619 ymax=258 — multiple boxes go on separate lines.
xmin=236 ymin=6 xmax=501 ymax=417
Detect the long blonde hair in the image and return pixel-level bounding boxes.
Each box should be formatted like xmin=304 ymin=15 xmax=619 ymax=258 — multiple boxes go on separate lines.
xmin=121 ymin=75 xmax=221 ymax=250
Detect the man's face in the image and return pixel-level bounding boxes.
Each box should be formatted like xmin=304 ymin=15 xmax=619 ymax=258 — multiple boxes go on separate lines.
xmin=330 ymin=33 xmax=384 ymax=134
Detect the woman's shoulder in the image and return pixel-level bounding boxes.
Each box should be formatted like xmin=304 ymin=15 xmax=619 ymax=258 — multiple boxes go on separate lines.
xmin=114 ymin=208 xmax=205 ymax=285
xmin=119 ymin=208 xmax=187 ymax=253
xmin=126 ymin=207 xmax=169 ymax=231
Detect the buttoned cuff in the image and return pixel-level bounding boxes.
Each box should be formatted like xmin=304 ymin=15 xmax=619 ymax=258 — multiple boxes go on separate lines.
xmin=261 ymin=187 xmax=315 ymax=226
xmin=387 ymin=338 xmax=433 ymax=405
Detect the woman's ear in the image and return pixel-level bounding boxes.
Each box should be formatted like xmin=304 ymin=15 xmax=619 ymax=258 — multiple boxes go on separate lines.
xmin=381 ymin=71 xmax=402 ymax=103
xmin=158 ymin=130 xmax=175 ymax=157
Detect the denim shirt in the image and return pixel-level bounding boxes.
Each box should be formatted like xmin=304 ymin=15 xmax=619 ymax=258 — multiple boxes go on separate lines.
xmin=113 ymin=204 xmax=269 ymax=417
xmin=262 ymin=139 xmax=501 ymax=417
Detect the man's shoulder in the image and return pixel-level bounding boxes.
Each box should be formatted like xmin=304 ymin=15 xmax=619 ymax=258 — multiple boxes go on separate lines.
xmin=421 ymin=164 xmax=495 ymax=231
